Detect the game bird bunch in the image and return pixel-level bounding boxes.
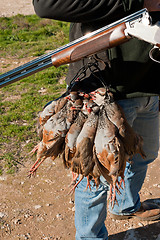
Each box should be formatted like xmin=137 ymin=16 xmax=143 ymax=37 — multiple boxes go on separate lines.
xmin=29 ymin=87 xmax=145 ymax=206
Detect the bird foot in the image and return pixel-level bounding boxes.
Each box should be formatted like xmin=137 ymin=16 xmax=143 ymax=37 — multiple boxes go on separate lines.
xmin=118 ymin=178 xmax=125 ymax=189
xmin=27 ymin=156 xmax=46 ymax=178
xmin=92 ymin=177 xmax=100 ymax=188
xmin=68 ymin=175 xmax=84 ymax=195
xmin=27 ymin=168 xmax=37 ymax=178
xmin=28 ymin=144 xmax=39 ymax=156
xmin=109 ymin=177 xmax=126 ymax=208
xmin=69 ymin=172 xmax=79 ymax=186
xmin=86 ymin=176 xmax=92 ymax=191
xmin=108 ymin=184 xmax=119 ymax=209
xmin=27 ymin=166 xmax=38 ymax=178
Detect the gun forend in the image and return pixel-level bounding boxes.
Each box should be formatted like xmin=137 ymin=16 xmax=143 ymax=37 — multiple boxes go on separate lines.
xmin=51 ymin=23 xmax=128 ymax=67
xmin=51 ymin=8 xmax=151 ymax=67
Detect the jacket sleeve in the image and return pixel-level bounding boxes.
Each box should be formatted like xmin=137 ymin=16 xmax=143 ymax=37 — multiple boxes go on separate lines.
xmin=33 ymin=0 xmax=144 ymax=23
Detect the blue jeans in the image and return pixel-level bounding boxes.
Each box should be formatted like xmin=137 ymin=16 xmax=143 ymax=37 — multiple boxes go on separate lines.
xmin=75 ymin=96 xmax=159 ymax=240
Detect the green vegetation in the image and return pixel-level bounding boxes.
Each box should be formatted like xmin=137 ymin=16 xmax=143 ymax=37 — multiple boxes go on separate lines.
xmin=0 ymin=14 xmax=70 ymax=57
xmin=0 ymin=14 xmax=70 ymax=174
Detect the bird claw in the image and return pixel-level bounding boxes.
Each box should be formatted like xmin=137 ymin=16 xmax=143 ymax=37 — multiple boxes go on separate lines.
xmin=109 ymin=183 xmax=121 ymax=209
xmin=27 ymin=164 xmax=40 ymax=177
xmin=86 ymin=176 xmax=92 ymax=191
xmin=109 ymin=196 xmax=119 ymax=208
xmin=28 ymin=144 xmax=39 ymax=156
xmin=69 ymin=172 xmax=79 ymax=186
xmin=68 ymin=175 xmax=84 ymax=195
xmin=27 ymin=156 xmax=46 ymax=178
xmin=109 ymin=177 xmax=126 ymax=208
xmin=27 ymin=168 xmax=37 ymax=178
xmin=118 ymin=178 xmax=125 ymax=189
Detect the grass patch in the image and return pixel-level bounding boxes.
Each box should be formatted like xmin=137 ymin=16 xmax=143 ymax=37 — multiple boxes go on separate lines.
xmin=0 ymin=14 xmax=70 ymax=57
xmin=0 ymin=14 xmax=69 ymax=174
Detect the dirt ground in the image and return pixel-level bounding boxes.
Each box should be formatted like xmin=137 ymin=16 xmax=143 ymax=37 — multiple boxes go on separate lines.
xmin=0 ymin=1 xmax=160 ymax=240
xmin=0 ymin=0 xmax=35 ymax=17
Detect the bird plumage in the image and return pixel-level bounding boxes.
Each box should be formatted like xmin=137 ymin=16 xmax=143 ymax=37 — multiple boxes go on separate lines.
xmin=29 ymin=87 xmax=145 ymax=206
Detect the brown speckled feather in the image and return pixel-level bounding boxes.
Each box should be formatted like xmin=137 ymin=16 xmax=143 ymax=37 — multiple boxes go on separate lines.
xmin=71 ymin=108 xmax=99 ymax=177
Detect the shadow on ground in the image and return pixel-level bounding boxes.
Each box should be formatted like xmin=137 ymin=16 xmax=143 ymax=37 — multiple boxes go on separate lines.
xmin=109 ymin=198 xmax=160 ymax=240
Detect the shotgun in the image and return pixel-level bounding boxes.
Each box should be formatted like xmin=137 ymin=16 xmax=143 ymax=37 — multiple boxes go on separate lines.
xmin=0 ymin=8 xmax=160 ymax=88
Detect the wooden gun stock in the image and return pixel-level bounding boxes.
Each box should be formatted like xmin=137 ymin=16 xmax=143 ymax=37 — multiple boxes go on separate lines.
xmin=51 ymin=23 xmax=128 ymax=67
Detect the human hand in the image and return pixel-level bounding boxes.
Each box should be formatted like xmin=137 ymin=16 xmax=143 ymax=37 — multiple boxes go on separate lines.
xmin=143 ymin=0 xmax=160 ymax=11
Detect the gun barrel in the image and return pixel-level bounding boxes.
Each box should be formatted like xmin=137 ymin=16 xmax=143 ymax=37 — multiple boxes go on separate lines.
xmin=0 ymin=41 xmax=76 ymax=88
xmin=0 ymin=58 xmax=53 ymax=88
xmin=0 ymin=8 xmax=149 ymax=88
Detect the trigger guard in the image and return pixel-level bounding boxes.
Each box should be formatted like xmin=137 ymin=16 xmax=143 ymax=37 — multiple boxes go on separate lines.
xmin=149 ymin=46 xmax=160 ymax=63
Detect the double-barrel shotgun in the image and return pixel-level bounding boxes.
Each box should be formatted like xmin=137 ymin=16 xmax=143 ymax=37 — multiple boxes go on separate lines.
xmin=0 ymin=8 xmax=160 ymax=88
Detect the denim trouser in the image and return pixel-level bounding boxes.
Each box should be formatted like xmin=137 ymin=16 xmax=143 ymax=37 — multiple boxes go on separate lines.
xmin=75 ymin=96 xmax=159 ymax=240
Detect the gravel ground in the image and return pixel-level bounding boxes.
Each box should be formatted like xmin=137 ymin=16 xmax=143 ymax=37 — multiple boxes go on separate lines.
xmin=0 ymin=0 xmax=35 ymax=17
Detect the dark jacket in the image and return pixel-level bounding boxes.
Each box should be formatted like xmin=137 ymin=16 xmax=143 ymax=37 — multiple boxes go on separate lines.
xmin=33 ymin=0 xmax=160 ymax=99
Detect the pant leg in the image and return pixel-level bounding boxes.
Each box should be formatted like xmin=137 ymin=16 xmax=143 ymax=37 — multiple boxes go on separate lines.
xmin=109 ymin=96 xmax=159 ymax=215
xmin=75 ymin=177 xmax=109 ymax=240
